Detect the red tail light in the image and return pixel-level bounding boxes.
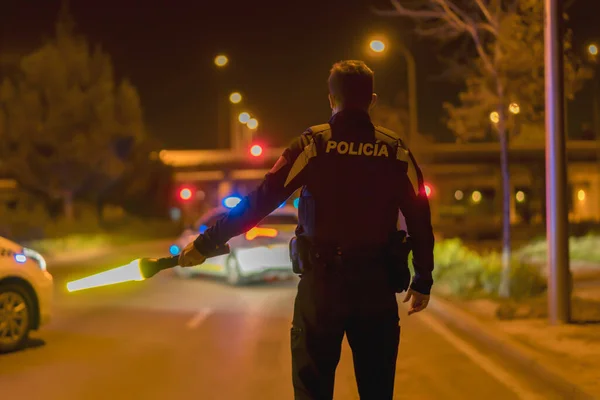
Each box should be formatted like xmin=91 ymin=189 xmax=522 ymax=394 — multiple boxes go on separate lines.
xmin=246 ymin=227 xmax=278 ymax=240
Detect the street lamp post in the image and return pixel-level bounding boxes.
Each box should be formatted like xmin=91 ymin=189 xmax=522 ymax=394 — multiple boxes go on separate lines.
xmin=587 ymin=44 xmax=599 ymax=152
xmin=369 ymin=39 xmax=417 ymax=147
xmin=228 ymin=92 xmax=243 ymax=151
xmin=544 ymin=0 xmax=571 ymax=325
xmin=214 ymin=54 xmax=229 ymax=149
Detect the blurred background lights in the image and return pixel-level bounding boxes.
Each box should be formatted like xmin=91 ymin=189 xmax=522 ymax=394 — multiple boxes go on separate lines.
xmin=229 ymin=92 xmax=242 ymax=104
xmin=169 ymin=245 xmax=180 ymax=256
xmin=489 ymin=111 xmax=499 ymax=124
xmin=454 ymin=190 xmax=464 ymax=201
xmin=424 ymin=183 xmax=432 ymax=197
xmin=214 ymin=54 xmax=228 ymax=67
xmin=250 ymin=144 xmax=263 ymax=157
xmin=238 ymin=112 xmax=250 ymax=123
xmin=223 ymin=196 xmax=242 ymax=208
xmin=179 ymin=188 xmax=192 ymax=200
xmin=369 ymin=40 xmax=385 ymax=53
xmin=247 ymin=118 xmax=258 ymax=129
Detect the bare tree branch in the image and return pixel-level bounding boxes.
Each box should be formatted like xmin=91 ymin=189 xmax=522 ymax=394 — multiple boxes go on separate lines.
xmin=432 ymin=0 xmax=469 ymax=30
xmin=476 ymin=22 xmax=498 ymax=37
xmin=474 ymin=0 xmax=497 ymax=28
xmin=372 ymin=0 xmax=446 ymax=19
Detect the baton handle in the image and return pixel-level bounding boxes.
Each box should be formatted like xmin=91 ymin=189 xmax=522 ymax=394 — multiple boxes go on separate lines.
xmin=141 ymin=243 xmax=231 ymax=278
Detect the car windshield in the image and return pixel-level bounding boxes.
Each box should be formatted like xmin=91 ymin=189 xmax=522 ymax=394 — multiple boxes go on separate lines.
xmin=259 ymin=214 xmax=298 ymax=226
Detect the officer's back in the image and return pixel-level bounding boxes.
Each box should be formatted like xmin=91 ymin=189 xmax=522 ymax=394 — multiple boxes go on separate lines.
xmin=301 ymin=108 xmax=403 ymax=249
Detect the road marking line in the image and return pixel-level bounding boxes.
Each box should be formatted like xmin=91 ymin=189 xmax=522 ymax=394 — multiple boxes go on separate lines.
xmin=417 ymin=311 xmax=544 ymax=400
xmin=186 ymin=308 xmax=213 ymax=329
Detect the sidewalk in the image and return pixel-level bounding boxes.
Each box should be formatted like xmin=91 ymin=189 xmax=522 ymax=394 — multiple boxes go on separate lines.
xmin=41 ymin=238 xmax=175 ymax=265
xmin=431 ymin=279 xmax=600 ymax=398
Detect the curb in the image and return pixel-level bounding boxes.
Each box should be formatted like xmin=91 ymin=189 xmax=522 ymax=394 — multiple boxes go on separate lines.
xmin=429 ymin=296 xmax=597 ymax=400
xmin=43 ymin=238 xmax=175 ymax=266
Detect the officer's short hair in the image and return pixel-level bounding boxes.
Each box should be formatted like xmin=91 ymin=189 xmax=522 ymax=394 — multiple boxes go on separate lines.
xmin=328 ymin=60 xmax=374 ymax=109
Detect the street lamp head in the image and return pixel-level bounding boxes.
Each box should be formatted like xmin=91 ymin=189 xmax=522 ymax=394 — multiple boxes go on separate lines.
xmin=489 ymin=111 xmax=500 ymax=124
xmin=247 ymin=118 xmax=258 ymax=130
xmin=238 ymin=112 xmax=251 ymax=123
xmin=588 ymin=44 xmax=598 ymax=57
xmin=229 ymin=92 xmax=242 ymax=104
xmin=509 ymin=102 xmax=520 ymax=115
xmin=369 ymin=40 xmax=386 ymax=53
xmin=214 ymin=54 xmax=228 ymax=67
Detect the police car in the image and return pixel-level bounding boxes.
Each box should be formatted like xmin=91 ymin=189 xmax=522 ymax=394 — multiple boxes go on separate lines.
xmin=0 ymin=236 xmax=53 ymax=353
xmin=170 ymin=196 xmax=299 ymax=285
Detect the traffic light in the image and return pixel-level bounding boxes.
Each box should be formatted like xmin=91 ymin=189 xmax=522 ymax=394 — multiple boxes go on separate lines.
xmin=250 ymin=144 xmax=263 ymax=157
xmin=179 ymin=187 xmax=193 ymax=201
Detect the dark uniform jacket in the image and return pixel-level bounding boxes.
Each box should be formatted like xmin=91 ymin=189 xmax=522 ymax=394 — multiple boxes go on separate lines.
xmin=193 ymin=109 xmax=435 ymax=294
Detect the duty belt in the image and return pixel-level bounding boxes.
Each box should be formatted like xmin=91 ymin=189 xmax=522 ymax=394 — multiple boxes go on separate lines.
xmin=309 ymin=244 xmax=385 ymax=264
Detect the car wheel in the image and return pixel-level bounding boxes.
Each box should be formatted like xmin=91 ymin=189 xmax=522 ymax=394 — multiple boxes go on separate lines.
xmin=225 ymin=254 xmax=244 ymax=286
xmin=0 ymin=283 xmax=33 ymax=354
xmin=173 ymin=266 xmax=194 ymax=279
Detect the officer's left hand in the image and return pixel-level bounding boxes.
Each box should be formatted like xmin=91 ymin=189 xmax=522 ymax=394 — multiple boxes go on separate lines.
xmin=178 ymin=241 xmax=207 ymax=267
xmin=403 ymin=288 xmax=430 ymax=316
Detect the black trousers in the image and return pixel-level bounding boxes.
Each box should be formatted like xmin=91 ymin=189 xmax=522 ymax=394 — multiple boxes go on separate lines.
xmin=291 ymin=258 xmax=400 ymax=400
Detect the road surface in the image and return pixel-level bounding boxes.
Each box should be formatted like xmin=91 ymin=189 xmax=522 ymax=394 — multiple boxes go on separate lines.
xmin=0 ymin=246 xmax=572 ymax=399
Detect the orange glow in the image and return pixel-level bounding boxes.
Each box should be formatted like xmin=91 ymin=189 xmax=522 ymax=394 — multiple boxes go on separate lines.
xmin=245 ymin=227 xmax=278 ymax=240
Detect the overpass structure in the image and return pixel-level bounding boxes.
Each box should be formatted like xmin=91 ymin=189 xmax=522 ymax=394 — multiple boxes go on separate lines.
xmin=160 ymin=140 xmax=600 ymax=230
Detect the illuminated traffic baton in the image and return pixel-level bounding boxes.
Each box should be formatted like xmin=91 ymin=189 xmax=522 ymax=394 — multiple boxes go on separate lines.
xmin=66 ymin=244 xmax=230 ymax=292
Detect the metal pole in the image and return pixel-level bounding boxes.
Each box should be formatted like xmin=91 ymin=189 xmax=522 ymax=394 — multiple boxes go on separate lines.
xmin=544 ymin=0 xmax=571 ymax=324
xmin=397 ymin=42 xmax=418 ymax=147
xmin=217 ymin=81 xmax=227 ymax=149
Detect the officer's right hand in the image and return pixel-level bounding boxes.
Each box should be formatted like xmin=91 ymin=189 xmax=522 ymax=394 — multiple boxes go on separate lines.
xmin=403 ymin=289 xmax=430 ymax=316
xmin=178 ymin=241 xmax=207 ymax=267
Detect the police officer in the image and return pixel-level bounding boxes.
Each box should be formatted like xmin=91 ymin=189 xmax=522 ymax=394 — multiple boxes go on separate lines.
xmin=179 ymin=60 xmax=435 ymax=399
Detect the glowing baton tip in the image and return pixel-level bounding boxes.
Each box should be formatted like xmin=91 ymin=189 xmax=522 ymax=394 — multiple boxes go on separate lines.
xmin=65 ymin=259 xmax=146 ymax=292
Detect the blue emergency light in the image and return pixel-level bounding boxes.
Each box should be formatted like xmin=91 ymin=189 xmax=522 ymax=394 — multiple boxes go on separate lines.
xmin=169 ymin=245 xmax=180 ymax=256
xmin=293 ymin=198 xmax=300 ymax=208
xmin=223 ymin=196 xmax=242 ymax=209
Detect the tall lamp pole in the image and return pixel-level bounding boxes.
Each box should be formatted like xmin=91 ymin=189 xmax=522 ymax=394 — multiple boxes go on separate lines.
xmin=369 ymin=39 xmax=418 ymax=147
xmin=544 ymin=0 xmax=571 ymax=325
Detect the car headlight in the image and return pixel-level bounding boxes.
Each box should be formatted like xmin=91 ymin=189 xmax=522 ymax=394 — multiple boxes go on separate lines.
xmin=23 ymin=247 xmax=47 ymax=271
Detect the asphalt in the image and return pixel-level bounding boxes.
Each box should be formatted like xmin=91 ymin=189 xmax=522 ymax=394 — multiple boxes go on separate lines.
xmin=0 ymin=246 xmax=572 ymax=400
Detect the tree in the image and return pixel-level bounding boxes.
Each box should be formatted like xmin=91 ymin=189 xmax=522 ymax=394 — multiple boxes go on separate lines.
xmin=0 ymin=6 xmax=146 ymax=220
xmin=374 ymin=0 xmax=591 ymax=297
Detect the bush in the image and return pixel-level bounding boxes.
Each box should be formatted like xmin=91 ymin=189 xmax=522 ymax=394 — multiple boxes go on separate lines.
xmin=479 ymin=253 xmax=547 ymax=300
xmin=430 ymin=238 xmax=545 ymax=299
xmin=431 ymin=239 xmax=484 ymax=294
xmin=518 ymin=234 xmax=600 ymax=264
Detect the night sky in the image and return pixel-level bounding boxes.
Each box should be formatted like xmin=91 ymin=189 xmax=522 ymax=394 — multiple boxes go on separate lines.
xmin=1 ymin=0 xmax=599 ymax=149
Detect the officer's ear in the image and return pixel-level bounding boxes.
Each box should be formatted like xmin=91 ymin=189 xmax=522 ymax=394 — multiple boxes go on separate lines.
xmin=369 ymin=93 xmax=378 ymax=110
xmin=328 ymin=93 xmax=336 ymax=110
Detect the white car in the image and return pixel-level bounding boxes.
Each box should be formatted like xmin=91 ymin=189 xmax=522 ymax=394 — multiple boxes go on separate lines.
xmin=0 ymin=236 xmax=53 ymax=353
xmin=171 ymin=199 xmax=298 ymax=285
